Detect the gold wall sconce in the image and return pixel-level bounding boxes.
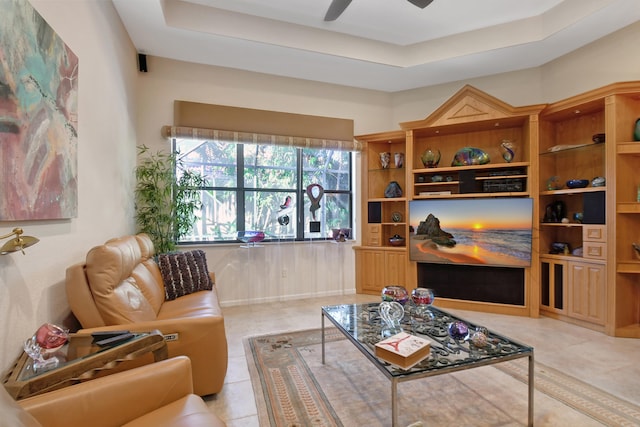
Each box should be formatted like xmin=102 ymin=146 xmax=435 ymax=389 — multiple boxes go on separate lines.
xmin=0 ymin=228 xmax=39 ymax=255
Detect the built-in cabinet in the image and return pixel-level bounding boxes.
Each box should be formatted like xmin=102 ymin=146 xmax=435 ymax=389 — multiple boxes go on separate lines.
xmin=539 ymin=82 xmax=640 ymax=337
xmin=354 ymin=82 xmax=640 ymax=337
xmin=354 ymin=130 xmax=410 ymax=294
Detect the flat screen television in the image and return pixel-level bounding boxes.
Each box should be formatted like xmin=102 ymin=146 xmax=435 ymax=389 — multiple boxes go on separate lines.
xmin=409 ymin=198 xmax=533 ymax=268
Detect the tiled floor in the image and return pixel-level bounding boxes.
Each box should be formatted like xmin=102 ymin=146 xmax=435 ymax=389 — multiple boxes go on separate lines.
xmin=205 ymin=294 xmax=640 ymax=426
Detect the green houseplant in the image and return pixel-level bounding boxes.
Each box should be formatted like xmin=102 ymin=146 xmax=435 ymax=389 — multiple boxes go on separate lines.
xmin=134 ymin=145 xmax=206 ymax=253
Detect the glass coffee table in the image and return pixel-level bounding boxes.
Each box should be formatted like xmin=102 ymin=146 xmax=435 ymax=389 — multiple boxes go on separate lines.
xmin=321 ymin=303 xmax=534 ymax=427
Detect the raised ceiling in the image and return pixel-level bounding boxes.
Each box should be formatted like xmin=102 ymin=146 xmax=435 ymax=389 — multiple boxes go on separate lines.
xmin=112 ymin=0 xmax=640 ymax=92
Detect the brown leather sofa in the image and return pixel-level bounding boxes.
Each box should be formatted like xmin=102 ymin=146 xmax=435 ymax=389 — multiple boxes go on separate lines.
xmin=65 ymin=234 xmax=228 ymax=396
xmin=2 ymin=356 xmax=226 ymax=427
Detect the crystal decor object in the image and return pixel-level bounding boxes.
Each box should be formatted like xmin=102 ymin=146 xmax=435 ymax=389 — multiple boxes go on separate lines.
xmin=420 ymin=149 xmax=441 ymax=168
xmin=378 ymin=301 xmax=405 ymax=337
xmin=500 ymin=140 xmax=515 ymax=162
xmin=23 ymin=323 xmax=69 ymax=371
xmin=381 ymin=285 xmax=409 ymax=305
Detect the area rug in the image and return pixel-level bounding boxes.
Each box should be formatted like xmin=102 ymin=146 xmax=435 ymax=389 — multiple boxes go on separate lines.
xmin=245 ymin=328 xmax=640 ymax=427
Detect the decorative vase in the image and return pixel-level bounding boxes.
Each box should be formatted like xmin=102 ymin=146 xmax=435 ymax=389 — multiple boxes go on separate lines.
xmin=380 ymin=152 xmax=391 ymax=169
xmin=500 ymin=140 xmax=515 ymax=162
xmin=24 ymin=323 xmax=69 ymax=370
xmin=381 ymin=285 xmax=409 ymax=305
xmin=411 ymin=287 xmax=435 ymax=323
xmin=634 ymin=118 xmax=640 ymax=141
xmin=394 ymin=152 xmax=404 ymax=168
xmin=384 ymin=181 xmax=403 ymax=198
xmin=411 ymin=287 xmax=435 ymax=306
xmin=388 ymin=234 xmax=405 ymax=247
xmin=421 ymin=149 xmax=441 ymax=168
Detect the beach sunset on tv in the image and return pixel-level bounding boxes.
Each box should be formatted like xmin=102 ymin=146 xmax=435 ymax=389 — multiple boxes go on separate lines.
xmin=409 ymin=198 xmax=533 ymax=268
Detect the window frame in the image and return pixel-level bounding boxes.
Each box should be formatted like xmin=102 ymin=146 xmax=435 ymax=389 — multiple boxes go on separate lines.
xmin=173 ymin=138 xmax=354 ymax=244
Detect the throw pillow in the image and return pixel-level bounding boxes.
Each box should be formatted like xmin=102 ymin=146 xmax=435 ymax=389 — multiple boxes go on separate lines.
xmin=157 ymin=250 xmax=213 ymax=301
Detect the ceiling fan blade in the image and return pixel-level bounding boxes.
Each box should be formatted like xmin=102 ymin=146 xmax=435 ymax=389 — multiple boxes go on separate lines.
xmin=407 ymin=0 xmax=434 ymax=8
xmin=324 ymin=0 xmax=352 ymax=21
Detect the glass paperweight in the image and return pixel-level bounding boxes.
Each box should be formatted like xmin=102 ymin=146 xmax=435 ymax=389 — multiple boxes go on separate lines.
xmin=470 ymin=326 xmax=489 ymax=348
xmin=24 ymin=323 xmax=69 ymax=371
xmin=447 ymin=320 xmax=469 ymax=341
xmin=381 ymin=285 xmax=409 ymax=305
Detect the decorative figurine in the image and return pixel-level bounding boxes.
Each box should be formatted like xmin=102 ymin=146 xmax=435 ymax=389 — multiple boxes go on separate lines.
xmin=500 ymin=140 xmax=515 ymax=162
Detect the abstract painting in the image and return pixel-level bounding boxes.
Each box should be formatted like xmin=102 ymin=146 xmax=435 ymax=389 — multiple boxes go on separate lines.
xmin=0 ymin=0 xmax=78 ymax=220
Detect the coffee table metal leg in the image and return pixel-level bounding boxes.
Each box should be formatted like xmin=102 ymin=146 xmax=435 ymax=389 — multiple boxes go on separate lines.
xmin=528 ymin=352 xmax=534 ymax=426
xmin=321 ymin=313 xmax=325 ymax=364
xmin=392 ymin=379 xmax=398 ymax=426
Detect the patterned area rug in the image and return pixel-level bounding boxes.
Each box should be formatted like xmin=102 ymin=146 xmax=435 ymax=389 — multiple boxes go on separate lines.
xmin=245 ymin=328 xmax=640 ymax=427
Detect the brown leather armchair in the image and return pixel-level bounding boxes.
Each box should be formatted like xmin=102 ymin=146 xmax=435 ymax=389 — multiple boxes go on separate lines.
xmin=2 ymin=356 xmax=226 ymax=427
xmin=65 ymin=234 xmax=228 ymax=396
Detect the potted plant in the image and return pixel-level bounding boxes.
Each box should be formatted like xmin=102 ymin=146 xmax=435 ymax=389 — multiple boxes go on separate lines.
xmin=134 ymin=145 xmax=206 ymax=253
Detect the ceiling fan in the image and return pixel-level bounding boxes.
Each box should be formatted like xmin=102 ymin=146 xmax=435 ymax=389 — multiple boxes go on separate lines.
xmin=324 ymin=0 xmax=434 ymax=22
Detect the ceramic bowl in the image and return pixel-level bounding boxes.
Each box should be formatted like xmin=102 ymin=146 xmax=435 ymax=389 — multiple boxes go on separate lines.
xmin=566 ymin=179 xmax=589 ymax=189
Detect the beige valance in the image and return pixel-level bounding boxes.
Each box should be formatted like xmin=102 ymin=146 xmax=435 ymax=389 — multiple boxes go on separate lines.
xmin=161 ymin=126 xmax=362 ymax=151
xmin=161 ymin=100 xmax=360 ymax=151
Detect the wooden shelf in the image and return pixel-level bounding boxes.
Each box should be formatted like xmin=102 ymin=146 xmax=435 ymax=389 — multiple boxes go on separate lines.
xmin=412 ymin=161 xmax=529 ymax=175
xmin=616 ymin=261 xmax=640 ymax=273
xmin=539 ymin=142 xmax=604 ymax=156
xmin=414 ymin=191 xmax=528 ymax=199
xmin=540 ymin=187 xmax=606 ymax=196
xmin=415 ymin=181 xmax=459 ymax=187
xmin=368 ymin=197 xmax=406 ymax=202
xmin=540 ymin=222 xmax=586 ymax=228
xmin=617 ymin=203 xmax=640 ymax=214
xmin=617 ymin=142 xmax=640 ymax=155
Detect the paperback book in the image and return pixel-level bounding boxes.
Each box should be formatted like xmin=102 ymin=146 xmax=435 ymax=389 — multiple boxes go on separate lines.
xmin=374 ymin=331 xmax=432 ymax=369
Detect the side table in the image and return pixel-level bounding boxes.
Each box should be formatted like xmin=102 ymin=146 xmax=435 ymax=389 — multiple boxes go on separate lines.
xmin=2 ymin=330 xmax=168 ymax=400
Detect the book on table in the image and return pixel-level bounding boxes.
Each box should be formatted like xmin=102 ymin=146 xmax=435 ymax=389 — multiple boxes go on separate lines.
xmin=374 ymin=331 xmax=432 ymax=369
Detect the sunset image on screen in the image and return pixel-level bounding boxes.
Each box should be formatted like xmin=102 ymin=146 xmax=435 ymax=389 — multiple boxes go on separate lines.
xmin=409 ymin=198 xmax=533 ymax=268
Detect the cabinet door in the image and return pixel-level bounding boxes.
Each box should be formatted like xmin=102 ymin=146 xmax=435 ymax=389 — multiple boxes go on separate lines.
xmin=540 ymin=258 xmax=566 ymax=313
xmin=359 ymin=250 xmax=386 ymax=293
xmin=567 ymin=261 xmax=606 ymax=325
xmin=385 ymin=251 xmax=407 ymax=286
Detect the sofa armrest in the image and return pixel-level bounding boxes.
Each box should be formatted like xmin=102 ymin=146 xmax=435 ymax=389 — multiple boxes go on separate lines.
xmin=79 ymin=316 xmax=228 ymax=396
xmin=20 ymin=357 xmax=194 ymax=427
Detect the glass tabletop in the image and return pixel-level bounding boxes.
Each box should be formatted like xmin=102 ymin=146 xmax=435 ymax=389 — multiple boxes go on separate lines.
xmin=322 ymin=302 xmax=533 ymax=377
xmin=18 ymin=333 xmax=148 ymax=381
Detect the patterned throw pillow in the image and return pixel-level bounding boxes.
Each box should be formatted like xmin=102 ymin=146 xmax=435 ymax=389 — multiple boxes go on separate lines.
xmin=157 ymin=250 xmax=213 ymax=301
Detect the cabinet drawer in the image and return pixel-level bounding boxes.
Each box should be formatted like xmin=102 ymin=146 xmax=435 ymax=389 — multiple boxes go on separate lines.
xmin=583 ymin=225 xmax=606 ymax=242
xmin=583 ymin=242 xmax=606 ymax=260
xmin=367 ymin=224 xmax=382 ymax=247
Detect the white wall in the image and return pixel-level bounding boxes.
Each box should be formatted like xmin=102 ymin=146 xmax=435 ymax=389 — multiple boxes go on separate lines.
xmin=0 ymin=1 xmax=138 ymax=371
xmin=541 ymin=21 xmax=640 ymax=102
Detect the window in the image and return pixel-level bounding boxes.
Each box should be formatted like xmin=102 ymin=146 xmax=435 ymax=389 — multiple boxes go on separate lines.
xmin=173 ymin=138 xmax=353 ymax=243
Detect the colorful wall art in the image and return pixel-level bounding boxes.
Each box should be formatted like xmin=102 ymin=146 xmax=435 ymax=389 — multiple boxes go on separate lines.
xmin=0 ymin=0 xmax=78 ymax=220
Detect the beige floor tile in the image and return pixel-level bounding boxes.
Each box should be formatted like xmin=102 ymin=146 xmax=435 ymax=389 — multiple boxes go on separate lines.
xmin=215 ymin=294 xmax=640 ymax=425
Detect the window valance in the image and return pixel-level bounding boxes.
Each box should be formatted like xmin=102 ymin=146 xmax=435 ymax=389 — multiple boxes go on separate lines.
xmin=161 ymin=100 xmax=361 ymax=152
xmin=160 ymin=125 xmax=362 ymax=152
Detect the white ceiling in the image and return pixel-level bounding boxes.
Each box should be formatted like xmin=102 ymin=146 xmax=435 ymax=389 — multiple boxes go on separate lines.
xmin=112 ymin=0 xmax=640 ymax=92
